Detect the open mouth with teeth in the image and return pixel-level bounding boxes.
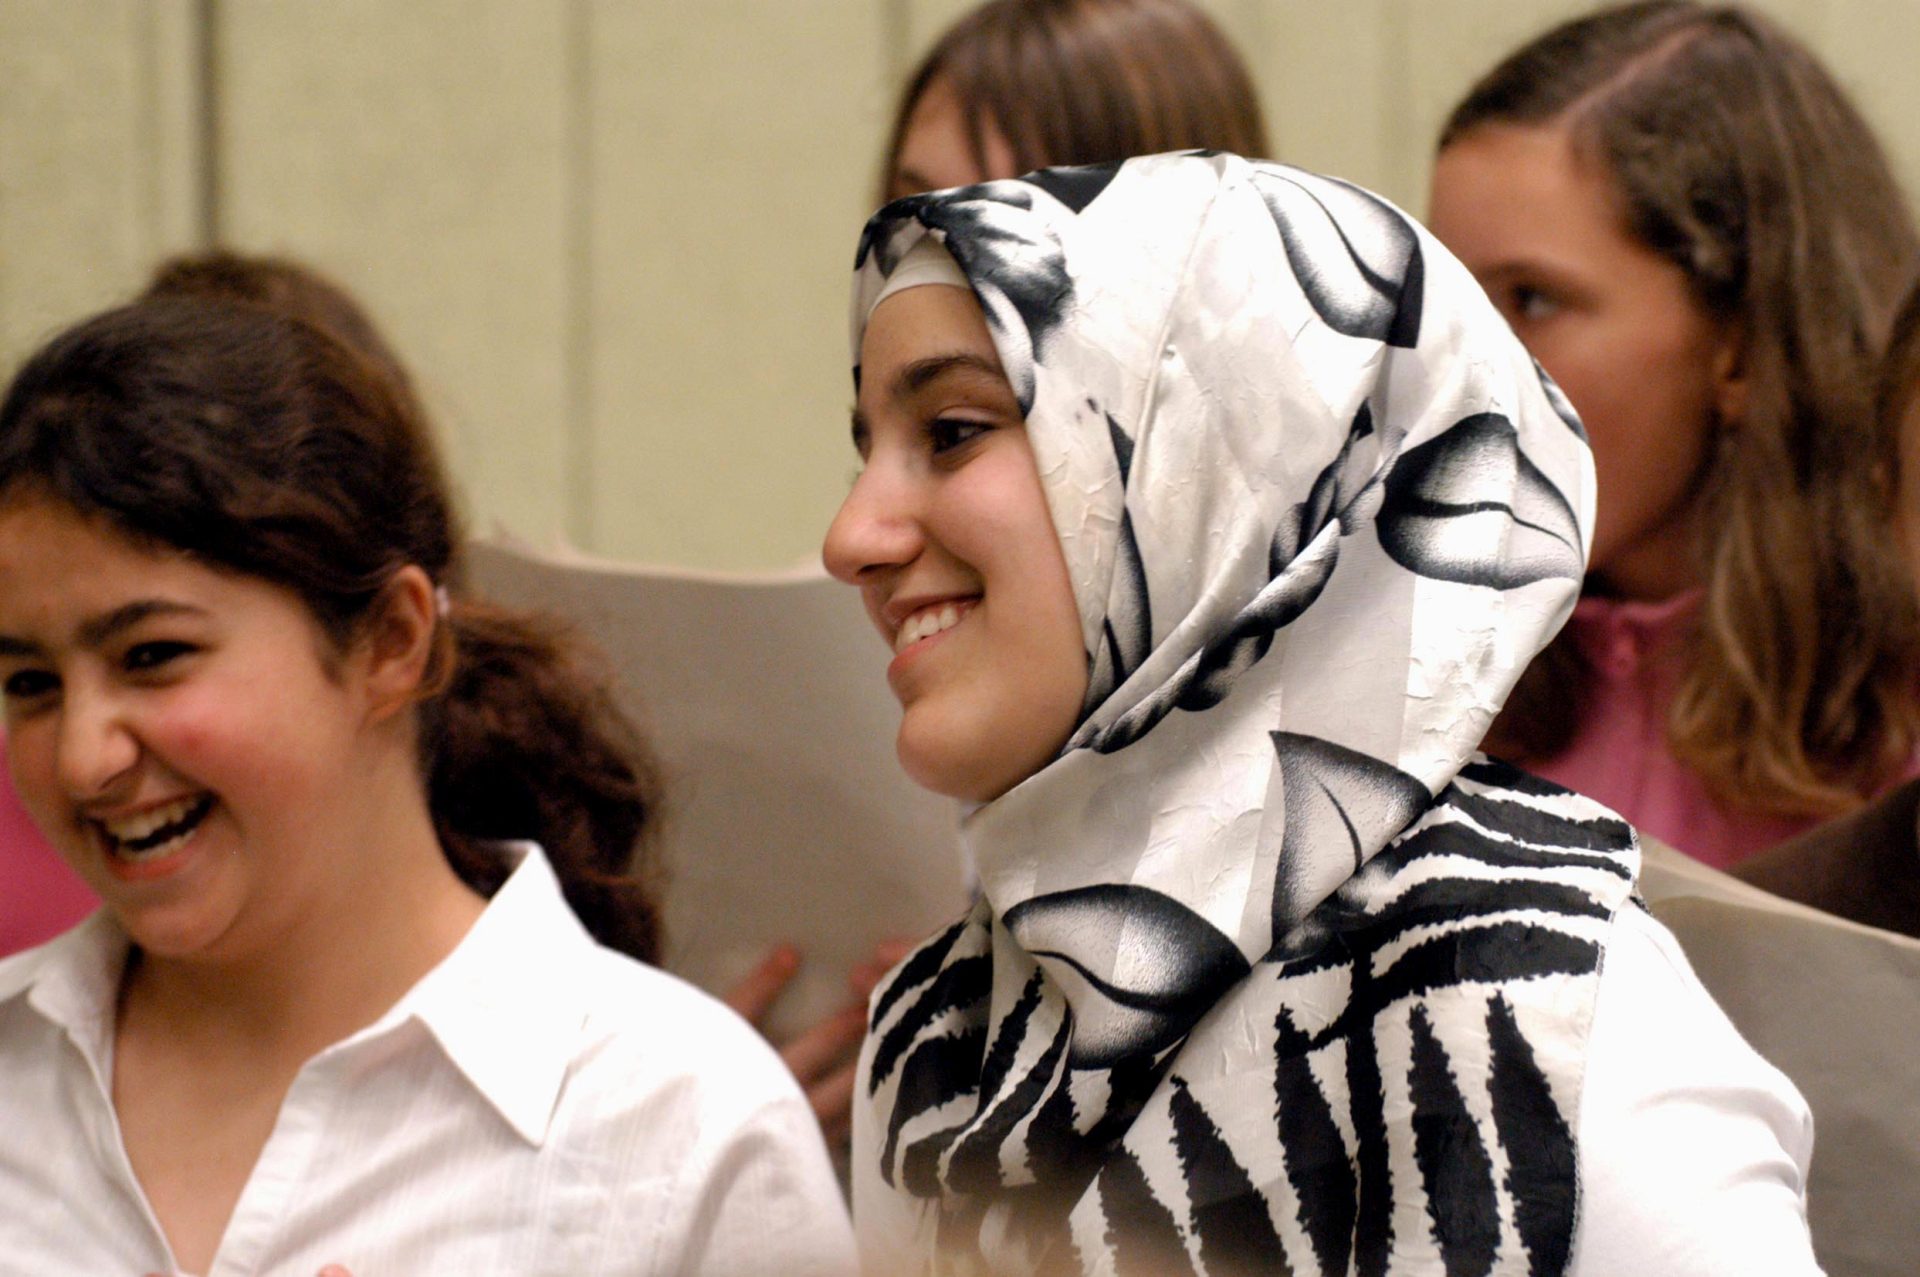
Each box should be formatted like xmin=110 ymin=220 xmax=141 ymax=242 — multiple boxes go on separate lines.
xmin=97 ymin=795 xmax=215 ymax=864
xmin=894 ymin=600 xmax=977 ymax=654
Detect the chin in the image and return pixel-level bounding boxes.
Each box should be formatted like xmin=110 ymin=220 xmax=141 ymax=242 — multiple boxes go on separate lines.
xmin=113 ymin=899 xmax=241 ymax=961
xmin=899 ymin=719 xmax=1061 ymax=804
xmin=897 ymin=730 xmax=1005 ymax=804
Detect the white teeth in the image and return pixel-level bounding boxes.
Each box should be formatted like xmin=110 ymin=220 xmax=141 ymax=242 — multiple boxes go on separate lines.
xmin=97 ymin=795 xmax=211 ymax=862
xmin=894 ymin=602 xmax=970 ymax=654
xmin=113 ymin=828 xmax=195 ymax=863
xmin=102 ymin=797 xmax=199 ymax=844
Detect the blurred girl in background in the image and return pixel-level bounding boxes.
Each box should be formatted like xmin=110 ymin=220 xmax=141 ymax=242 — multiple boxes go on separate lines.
xmin=880 ymin=0 xmax=1268 ymax=201
xmin=1733 ymin=278 xmax=1920 ymax=940
xmin=1427 ymin=0 xmax=1920 ymax=868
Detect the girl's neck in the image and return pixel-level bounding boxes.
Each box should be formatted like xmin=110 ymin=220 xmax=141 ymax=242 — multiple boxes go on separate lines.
xmin=1588 ymin=505 xmax=1706 ymax=602
xmin=117 ymin=792 xmax=485 ymax=1070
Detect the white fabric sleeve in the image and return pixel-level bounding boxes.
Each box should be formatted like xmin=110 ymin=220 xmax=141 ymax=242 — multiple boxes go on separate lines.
xmin=667 ymin=1088 xmax=858 ymax=1276
xmin=1567 ymin=903 xmax=1822 ymax=1276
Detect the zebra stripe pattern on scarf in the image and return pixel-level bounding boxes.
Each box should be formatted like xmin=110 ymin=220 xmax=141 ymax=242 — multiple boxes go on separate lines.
xmin=867 ymin=756 xmax=1637 ymax=1275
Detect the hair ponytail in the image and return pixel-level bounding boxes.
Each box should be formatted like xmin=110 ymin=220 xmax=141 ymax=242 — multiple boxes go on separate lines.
xmin=424 ymin=598 xmax=664 ymax=963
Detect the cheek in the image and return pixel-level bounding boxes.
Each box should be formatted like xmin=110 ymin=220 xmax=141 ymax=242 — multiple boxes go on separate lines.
xmin=147 ymin=687 xmax=315 ymax=801
xmin=4 ymin=721 xmax=58 ymax=808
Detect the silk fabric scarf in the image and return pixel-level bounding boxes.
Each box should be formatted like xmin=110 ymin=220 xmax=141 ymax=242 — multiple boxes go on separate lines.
xmin=851 ymin=152 xmax=1638 ymax=1276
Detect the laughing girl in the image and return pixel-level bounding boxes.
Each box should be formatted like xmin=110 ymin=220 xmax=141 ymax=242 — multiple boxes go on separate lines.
xmin=827 ymin=152 xmax=1819 ymax=1274
xmin=0 ymin=295 xmax=854 ymax=1274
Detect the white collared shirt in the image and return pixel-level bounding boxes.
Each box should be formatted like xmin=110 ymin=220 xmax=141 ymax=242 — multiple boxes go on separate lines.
xmin=0 ymin=845 xmax=856 ymax=1276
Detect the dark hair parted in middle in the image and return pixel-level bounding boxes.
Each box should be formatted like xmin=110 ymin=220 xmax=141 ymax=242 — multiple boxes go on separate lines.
xmin=881 ymin=0 xmax=1269 ymax=200
xmin=0 ymin=295 xmax=664 ymax=961
xmin=1443 ymin=0 xmax=1920 ymax=819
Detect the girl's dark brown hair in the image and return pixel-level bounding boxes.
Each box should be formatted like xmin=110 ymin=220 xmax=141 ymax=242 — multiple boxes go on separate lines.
xmin=142 ymin=250 xmax=411 ymax=388
xmin=0 ymin=293 xmax=664 ymax=961
xmin=1881 ymin=280 xmax=1920 ymax=562
xmin=881 ymin=0 xmax=1269 ymax=201
xmin=1442 ymin=1 xmax=1920 ymax=819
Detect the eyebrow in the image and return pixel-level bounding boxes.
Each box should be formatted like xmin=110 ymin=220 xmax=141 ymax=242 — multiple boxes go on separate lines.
xmin=0 ymin=599 xmax=208 ymax=658
xmin=848 ymin=352 xmax=1010 ymax=452
xmin=896 ymin=353 xmax=1005 ymax=397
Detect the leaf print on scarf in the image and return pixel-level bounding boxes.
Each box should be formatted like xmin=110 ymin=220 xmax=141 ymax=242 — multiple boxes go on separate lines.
xmin=1252 ymin=167 xmax=1425 ymax=349
xmin=1276 ymin=401 xmax=1384 ymax=569
xmin=1269 ymin=732 xmax=1431 ymax=934
xmin=1376 ymin=413 xmax=1583 ymax=589
xmin=1089 ymin=412 xmax=1154 ymax=709
xmin=859 ymin=184 xmax=1076 ymax=411
xmin=1006 ymin=884 xmax=1251 ymax=1067
xmin=1074 ymin=527 xmax=1341 ymax=755
xmin=1532 ymin=355 xmax=1586 ymax=440
xmin=1023 ymin=161 xmax=1122 ymax=214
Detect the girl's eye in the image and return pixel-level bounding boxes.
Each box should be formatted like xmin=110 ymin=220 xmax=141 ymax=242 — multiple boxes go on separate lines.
xmin=1512 ymin=285 xmax=1560 ymax=323
xmin=124 ymin=641 xmax=194 ymax=673
xmin=929 ymin=417 xmax=991 ymax=455
xmin=1 ymin=669 xmax=57 ymax=701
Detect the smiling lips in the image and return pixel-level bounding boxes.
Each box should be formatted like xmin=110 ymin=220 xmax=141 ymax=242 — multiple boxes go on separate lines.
xmin=894 ymin=599 xmax=975 ymax=654
xmin=93 ymin=793 xmax=214 ymax=874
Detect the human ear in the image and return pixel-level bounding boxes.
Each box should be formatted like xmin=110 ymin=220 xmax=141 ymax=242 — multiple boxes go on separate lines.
xmin=1711 ymin=322 xmax=1749 ymax=430
xmin=358 ymin=564 xmax=437 ymax=723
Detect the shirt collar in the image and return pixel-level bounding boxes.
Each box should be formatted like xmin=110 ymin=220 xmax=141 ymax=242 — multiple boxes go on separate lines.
xmin=368 ymin=842 xmax=597 ymax=1148
xmin=0 ymin=844 xmax=600 ymax=1150
xmin=0 ymin=908 xmax=129 ymax=1071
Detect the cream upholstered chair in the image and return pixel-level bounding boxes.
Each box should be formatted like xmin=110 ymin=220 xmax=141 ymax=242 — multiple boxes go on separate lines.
xmin=1641 ymin=838 xmax=1920 ymax=1277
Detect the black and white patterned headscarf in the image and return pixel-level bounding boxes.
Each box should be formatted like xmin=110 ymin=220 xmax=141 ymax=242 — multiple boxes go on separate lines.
xmin=851 ymin=152 xmax=1637 ymax=1276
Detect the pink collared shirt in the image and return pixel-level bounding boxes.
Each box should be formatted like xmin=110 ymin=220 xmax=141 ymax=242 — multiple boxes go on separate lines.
xmin=0 ymin=739 xmax=96 ymax=957
xmin=1525 ymin=593 xmax=1818 ymax=870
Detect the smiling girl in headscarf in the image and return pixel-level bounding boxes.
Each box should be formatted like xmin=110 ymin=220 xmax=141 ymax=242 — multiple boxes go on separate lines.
xmin=825 ymin=152 xmax=1820 ymax=1275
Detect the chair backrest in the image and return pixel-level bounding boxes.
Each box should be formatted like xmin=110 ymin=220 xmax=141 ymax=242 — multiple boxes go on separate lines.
xmin=1642 ymin=838 xmax=1920 ymax=1277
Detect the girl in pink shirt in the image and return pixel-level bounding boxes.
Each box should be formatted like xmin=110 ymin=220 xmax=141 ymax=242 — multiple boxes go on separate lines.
xmin=1426 ymin=2 xmax=1920 ymax=868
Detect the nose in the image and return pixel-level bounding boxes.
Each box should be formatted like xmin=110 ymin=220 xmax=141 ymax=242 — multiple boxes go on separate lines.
xmin=822 ymin=461 xmax=924 ymax=585
xmin=54 ymin=686 xmax=140 ymax=801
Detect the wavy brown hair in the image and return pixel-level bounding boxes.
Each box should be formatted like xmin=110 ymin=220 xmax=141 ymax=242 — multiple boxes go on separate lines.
xmin=0 ymin=292 xmax=665 ymax=961
xmin=880 ymin=0 xmax=1268 ymax=201
xmin=1442 ymin=0 xmax=1920 ymax=818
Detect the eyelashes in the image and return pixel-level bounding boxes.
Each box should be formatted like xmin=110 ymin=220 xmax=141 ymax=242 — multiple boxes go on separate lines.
xmin=1 ymin=669 xmax=57 ymax=701
xmin=927 ymin=417 xmax=992 ymax=455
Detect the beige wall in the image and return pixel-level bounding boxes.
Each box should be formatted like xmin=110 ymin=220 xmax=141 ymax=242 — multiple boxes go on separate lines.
xmin=6 ymin=0 xmax=1918 ymax=570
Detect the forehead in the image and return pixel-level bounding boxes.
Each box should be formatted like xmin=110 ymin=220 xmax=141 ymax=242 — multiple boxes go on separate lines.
xmin=0 ymin=497 xmax=215 ymax=623
xmin=858 ymin=284 xmax=1002 ymax=389
xmin=0 ymin=494 xmax=159 ymax=570
xmin=1429 ymin=124 xmax=1628 ymax=266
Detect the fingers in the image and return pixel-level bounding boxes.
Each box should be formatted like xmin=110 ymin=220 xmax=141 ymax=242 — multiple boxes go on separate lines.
xmin=807 ymin=1057 xmax=860 ymax=1147
xmin=780 ymin=1002 xmax=869 ymax=1084
xmin=850 ymin=936 xmax=918 ymax=998
xmin=720 ymin=943 xmax=801 ymax=1025
xmin=317 ymin=1267 xmax=353 ymax=1277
